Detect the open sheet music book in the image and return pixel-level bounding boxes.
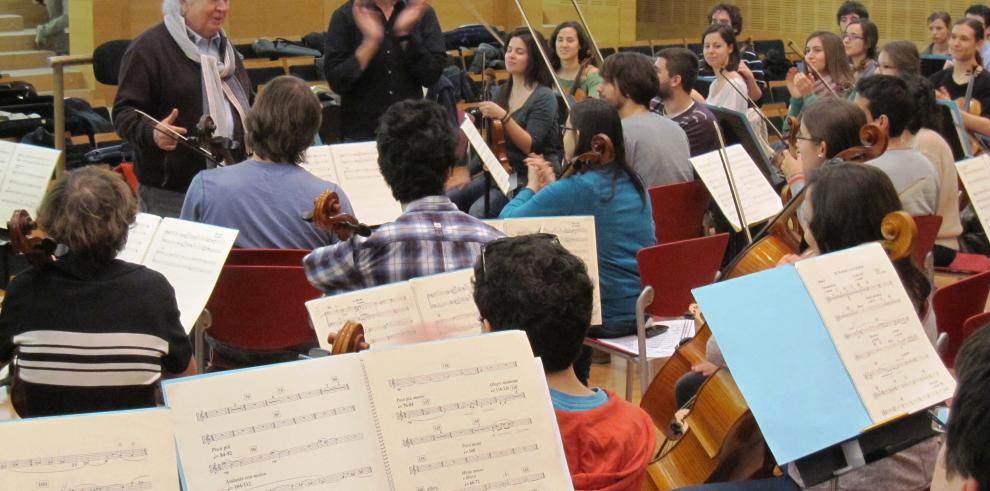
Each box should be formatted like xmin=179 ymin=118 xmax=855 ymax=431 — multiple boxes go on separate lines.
xmin=460 ymin=118 xmax=512 ymax=195
xmin=163 ymin=331 xmax=574 ymax=491
xmin=956 ymin=154 xmax=990 ymax=236
xmin=485 ymin=215 xmax=602 ymax=325
xmin=693 ymin=242 xmax=955 ymax=464
xmin=689 ymin=144 xmax=782 ymax=231
xmin=0 ymin=408 xmax=180 ymax=490
xmin=306 ymin=268 xmax=480 ymax=349
xmin=301 ymin=141 xmax=403 ymax=225
xmin=0 ymin=140 xmax=61 ymax=225
xmin=117 ymin=214 xmax=238 ymax=332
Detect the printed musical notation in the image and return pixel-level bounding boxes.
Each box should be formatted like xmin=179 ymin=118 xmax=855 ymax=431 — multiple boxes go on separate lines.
xmin=402 ymin=418 xmax=533 ymax=447
xmin=201 ymin=405 xmax=356 ymax=444
xmin=58 ymin=478 xmax=152 ymax=491
xmin=389 ymin=362 xmax=518 ymax=389
xmin=396 ymin=393 xmax=527 ymax=421
xmin=196 ymin=382 xmax=349 ymax=422
xmin=957 ymin=155 xmax=990 ymax=234
xmin=408 ymin=444 xmax=539 ymax=475
xmin=261 ymin=466 xmax=374 ymax=490
xmin=689 ymin=144 xmax=782 ymax=230
xmin=208 ymin=433 xmax=364 ymax=474
xmin=0 ymin=448 xmax=147 ymax=472
xmin=456 ymin=472 xmax=547 ymax=491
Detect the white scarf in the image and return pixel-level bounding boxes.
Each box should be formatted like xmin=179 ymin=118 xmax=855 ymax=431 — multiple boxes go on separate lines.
xmin=163 ymin=12 xmax=247 ymax=139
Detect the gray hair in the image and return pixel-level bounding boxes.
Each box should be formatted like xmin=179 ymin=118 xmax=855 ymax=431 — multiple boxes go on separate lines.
xmin=162 ymin=0 xmax=182 ymax=16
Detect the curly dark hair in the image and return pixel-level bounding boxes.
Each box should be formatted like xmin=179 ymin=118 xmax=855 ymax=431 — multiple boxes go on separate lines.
xmin=473 ymin=234 xmax=593 ymax=373
xmin=708 ymin=3 xmax=743 ymax=35
xmin=946 ymin=325 xmax=990 ymax=490
xmin=549 ymin=21 xmax=596 ymax=71
xmin=900 ymin=74 xmax=941 ymax=134
xmin=375 ymin=99 xmax=457 ymax=203
xmin=600 ymin=51 xmax=661 ymax=107
xmin=856 ymin=75 xmax=914 ymax=137
xmin=836 ymin=1 xmax=869 ymax=25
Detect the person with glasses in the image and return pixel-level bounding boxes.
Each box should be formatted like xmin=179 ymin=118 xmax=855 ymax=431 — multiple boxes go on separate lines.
xmin=784 ymin=32 xmax=855 ymax=130
xmin=777 ymin=98 xmax=865 ymax=195
xmin=473 ymin=234 xmax=657 ymax=490
xmin=304 ymin=99 xmax=503 ymax=295
xmin=843 ymin=19 xmax=879 ymax=81
xmin=703 ymin=3 xmax=764 ymax=101
xmin=499 ymin=99 xmax=655 ymax=380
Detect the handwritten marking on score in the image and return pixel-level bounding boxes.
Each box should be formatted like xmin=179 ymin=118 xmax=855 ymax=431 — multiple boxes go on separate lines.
xmin=456 ymin=472 xmax=547 ymax=491
xmin=61 ymin=479 xmax=153 ymax=491
xmin=396 ymin=393 xmax=526 ymax=421
xmin=401 ymin=418 xmax=533 ymax=447
xmin=260 ymin=466 xmax=373 ymax=490
xmin=201 ymin=405 xmax=357 ymax=444
xmin=389 ymin=362 xmax=518 ymax=389
xmin=408 ymin=444 xmax=539 ymax=475
xmin=0 ymin=448 xmax=147 ymax=472
xmin=195 ymin=382 xmax=349 ymax=421
xmin=208 ymin=434 xmax=363 ymax=474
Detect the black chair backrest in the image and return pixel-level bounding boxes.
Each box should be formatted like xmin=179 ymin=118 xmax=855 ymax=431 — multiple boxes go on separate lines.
xmin=93 ymin=39 xmax=132 ymax=86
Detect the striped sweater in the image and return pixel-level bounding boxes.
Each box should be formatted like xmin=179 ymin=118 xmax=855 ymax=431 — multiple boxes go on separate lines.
xmin=0 ymin=254 xmax=191 ymax=417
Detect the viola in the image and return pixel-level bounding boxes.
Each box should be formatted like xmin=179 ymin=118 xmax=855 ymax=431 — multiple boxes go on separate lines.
xmin=6 ymin=210 xmax=57 ymax=267
xmin=305 ymin=190 xmax=372 ymax=241
xmin=191 ymin=114 xmax=242 ymax=166
xmin=560 ymin=133 xmax=615 ymax=178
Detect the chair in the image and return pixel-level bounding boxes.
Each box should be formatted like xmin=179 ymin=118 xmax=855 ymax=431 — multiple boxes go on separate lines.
xmin=911 ymin=215 xmax=942 ymax=271
xmin=638 ymin=234 xmax=730 ymax=318
xmin=202 ymin=265 xmax=321 ymax=371
xmin=92 ymin=40 xmax=132 ymax=86
xmin=648 ymin=181 xmax=712 ymax=244
xmin=932 ymin=270 xmax=990 ymax=368
xmin=963 ymin=310 xmax=990 ymax=342
xmin=584 ymin=286 xmax=656 ymax=401
xmin=226 ymin=248 xmax=310 ymax=267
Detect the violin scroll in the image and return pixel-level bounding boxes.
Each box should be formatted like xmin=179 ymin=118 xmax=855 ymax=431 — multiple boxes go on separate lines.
xmin=880 ymin=211 xmax=917 ymax=261
xmin=7 ymin=210 xmax=56 ymax=266
xmin=834 ymin=123 xmax=888 ymax=162
xmin=330 ymin=321 xmax=368 ymax=355
xmin=306 ymin=190 xmax=372 ymax=241
xmin=562 ymin=133 xmax=615 ymax=177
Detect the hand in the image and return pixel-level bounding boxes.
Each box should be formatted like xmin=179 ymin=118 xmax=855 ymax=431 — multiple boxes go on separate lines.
xmin=153 ymin=108 xmax=187 ymax=151
xmin=524 ymin=154 xmax=554 ymax=192
xmin=393 ymin=0 xmax=429 ymax=37
xmin=793 ymin=72 xmax=815 ymax=97
xmin=778 ymin=149 xmax=802 ymax=178
xmin=477 ymin=101 xmax=507 ymax=121
xmin=935 ymin=87 xmax=951 ymax=101
xmin=353 ymin=1 xmax=385 ymax=44
xmin=737 ymin=61 xmax=754 ymax=82
xmin=691 ymin=361 xmax=719 ymax=377
xmin=327 ymin=331 xmax=370 ymax=351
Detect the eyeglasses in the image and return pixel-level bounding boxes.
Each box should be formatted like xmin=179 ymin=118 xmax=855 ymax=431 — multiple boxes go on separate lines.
xmin=479 ymin=233 xmax=560 ymax=279
xmin=794 ymin=135 xmax=821 ymax=143
xmin=842 ymin=33 xmax=864 ymax=41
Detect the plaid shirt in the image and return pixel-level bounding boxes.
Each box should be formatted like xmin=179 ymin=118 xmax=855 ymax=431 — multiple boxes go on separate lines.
xmin=304 ymin=196 xmax=504 ymax=295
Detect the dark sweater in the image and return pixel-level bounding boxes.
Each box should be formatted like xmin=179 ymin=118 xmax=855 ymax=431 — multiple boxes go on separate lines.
xmin=113 ymin=23 xmax=252 ymax=192
xmin=0 ymin=254 xmax=192 ymax=418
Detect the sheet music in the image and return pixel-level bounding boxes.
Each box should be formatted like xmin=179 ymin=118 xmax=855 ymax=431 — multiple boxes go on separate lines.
xmin=956 ymin=155 xmax=990 ymax=237
xmin=594 ymin=319 xmax=696 ymax=358
xmin=329 ymin=141 xmax=402 ymax=225
xmin=301 ymin=145 xmax=340 ymax=183
xmin=362 ymin=331 xmax=573 ymax=490
xmin=0 ymin=140 xmax=15 ymax=207
xmin=0 ymin=409 xmax=179 ymax=491
xmin=460 ymin=118 xmax=511 ymax=195
xmin=501 ymin=216 xmax=603 ymax=324
xmin=0 ymin=143 xmax=60 ymax=222
xmin=306 ymin=282 xmax=421 ymax=349
xmin=410 ymin=269 xmax=483 ymax=341
xmin=795 ymin=243 xmax=956 ymax=423
xmin=690 ymin=144 xmax=782 ymax=231
xmin=141 ymin=218 xmax=238 ymax=332
xmin=117 ymin=213 xmax=162 ymax=263
xmin=164 ymin=355 xmax=390 ymax=490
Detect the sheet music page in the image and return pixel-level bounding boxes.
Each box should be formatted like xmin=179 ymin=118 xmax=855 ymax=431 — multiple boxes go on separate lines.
xmin=460 ymin=118 xmax=511 ymax=195
xmin=305 ymin=282 xmax=421 ymax=349
xmin=300 ymin=145 xmax=340 ymax=183
xmin=594 ymin=319 xmax=696 ymax=358
xmin=689 ymin=144 xmax=782 ymax=231
xmin=502 ymin=216 xmax=603 ymax=324
xmin=795 ymin=243 xmax=956 ymax=423
xmin=329 ymin=141 xmax=402 ymax=225
xmin=163 ymin=355 xmax=391 ymax=490
xmin=141 ymin=218 xmax=238 ymax=332
xmin=116 ymin=213 xmax=162 ymax=263
xmin=361 ymin=331 xmax=573 ymax=490
xmin=409 ymin=268 xmax=483 ymax=341
xmin=0 ymin=140 xmax=15 ymax=204
xmin=0 ymin=143 xmax=60 ymax=221
xmin=956 ymin=155 xmax=990 ymax=236
xmin=0 ymin=408 xmax=179 ymax=491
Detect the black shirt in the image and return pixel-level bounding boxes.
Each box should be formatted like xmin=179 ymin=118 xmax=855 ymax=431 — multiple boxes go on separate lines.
xmin=323 ymin=0 xmax=446 ymax=141
xmin=929 ymin=68 xmax=990 ymax=118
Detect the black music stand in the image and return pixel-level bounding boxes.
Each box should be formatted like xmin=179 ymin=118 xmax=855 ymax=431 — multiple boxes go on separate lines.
xmin=921 ymin=54 xmax=951 ymax=78
xmin=937 ymin=100 xmax=973 ymax=161
xmin=705 ymin=104 xmax=784 ymax=188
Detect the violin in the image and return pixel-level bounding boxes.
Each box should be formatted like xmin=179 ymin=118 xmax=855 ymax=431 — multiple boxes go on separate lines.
xmin=770 ymin=115 xmax=800 ymax=171
xmin=305 ymin=190 xmax=372 ymax=241
xmin=560 ymin=133 xmax=615 ymax=178
xmin=955 ymin=68 xmax=989 ymax=155
xmin=482 ymin=67 xmax=511 ymax=171
xmin=190 ymin=115 xmax=242 ymax=166
xmin=6 ymin=210 xmax=57 ymax=266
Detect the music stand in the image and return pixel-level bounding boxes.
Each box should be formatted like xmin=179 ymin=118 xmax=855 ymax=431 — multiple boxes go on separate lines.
xmin=705 ymin=104 xmax=784 ymax=188
xmin=921 ymin=54 xmax=951 ymax=78
xmin=937 ymin=100 xmax=973 ymax=160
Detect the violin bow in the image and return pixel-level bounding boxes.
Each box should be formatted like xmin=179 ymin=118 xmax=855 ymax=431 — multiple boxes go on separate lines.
xmin=511 ymin=0 xmax=572 ymax=113
xmin=569 ymin=0 xmax=605 ymax=65
xmin=712 ymin=120 xmax=753 ymax=244
xmin=464 ymin=4 xmax=506 ymax=49
xmin=134 ymin=109 xmax=225 ymax=167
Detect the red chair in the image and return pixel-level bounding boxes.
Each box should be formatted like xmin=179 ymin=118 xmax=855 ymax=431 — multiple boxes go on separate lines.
xmin=932 ymin=269 xmax=990 ymax=368
xmin=226 ymin=248 xmax=310 ymax=267
xmin=637 ymin=233 xmax=729 ymax=318
xmin=203 ymin=265 xmax=321 ymax=370
xmin=911 ymin=215 xmax=942 ymax=270
xmin=648 ymin=181 xmax=712 ymax=244
xmin=962 ymin=310 xmax=990 ymax=343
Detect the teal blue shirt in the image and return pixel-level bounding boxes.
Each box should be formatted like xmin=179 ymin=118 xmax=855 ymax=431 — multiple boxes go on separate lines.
xmin=550 ymin=388 xmax=609 ymax=411
xmin=499 ymin=168 xmax=655 ymax=322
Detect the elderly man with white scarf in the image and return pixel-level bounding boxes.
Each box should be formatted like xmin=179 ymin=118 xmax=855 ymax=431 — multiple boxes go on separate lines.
xmin=113 ymin=0 xmax=253 ymax=217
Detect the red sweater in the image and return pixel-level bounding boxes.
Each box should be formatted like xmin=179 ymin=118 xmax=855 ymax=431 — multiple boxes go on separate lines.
xmin=555 ymin=389 xmax=656 ymax=491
